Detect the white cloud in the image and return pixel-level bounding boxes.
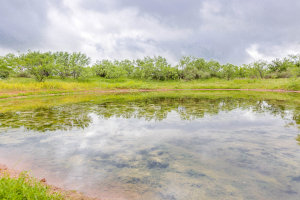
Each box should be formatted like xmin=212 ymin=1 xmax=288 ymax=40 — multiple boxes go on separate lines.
xmin=1 ymin=0 xmax=300 ymax=65
xmin=39 ymin=0 xmax=193 ymax=63
xmin=246 ymin=43 xmax=300 ymax=63
xmin=0 ymin=47 xmax=18 ymax=56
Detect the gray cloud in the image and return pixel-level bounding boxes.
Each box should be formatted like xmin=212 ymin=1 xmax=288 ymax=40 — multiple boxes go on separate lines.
xmin=0 ymin=0 xmax=51 ymax=49
xmin=0 ymin=0 xmax=300 ymax=64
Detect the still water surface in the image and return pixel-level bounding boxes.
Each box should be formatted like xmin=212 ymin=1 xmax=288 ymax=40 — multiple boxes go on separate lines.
xmin=0 ymin=91 xmax=300 ymax=199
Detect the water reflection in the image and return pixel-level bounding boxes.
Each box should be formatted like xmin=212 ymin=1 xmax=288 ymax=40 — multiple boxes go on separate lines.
xmin=1 ymin=92 xmax=300 ymax=132
xmin=296 ymin=135 xmax=300 ymax=145
xmin=0 ymin=91 xmax=300 ymax=200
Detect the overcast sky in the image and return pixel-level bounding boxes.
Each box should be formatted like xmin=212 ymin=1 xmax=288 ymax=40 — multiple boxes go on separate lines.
xmin=1 ymin=0 xmax=300 ymax=65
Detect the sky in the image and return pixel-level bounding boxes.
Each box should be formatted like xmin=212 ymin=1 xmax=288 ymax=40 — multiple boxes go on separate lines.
xmin=0 ymin=0 xmax=300 ymax=65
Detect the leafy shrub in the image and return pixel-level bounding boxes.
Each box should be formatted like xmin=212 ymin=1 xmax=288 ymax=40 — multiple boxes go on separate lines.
xmin=201 ymin=71 xmax=211 ymax=79
xmin=0 ymin=57 xmax=11 ymax=79
xmin=279 ymin=71 xmax=292 ymax=78
xmin=289 ymin=67 xmax=300 ymax=77
xmin=0 ymin=69 xmax=9 ymax=79
xmin=182 ymin=66 xmax=200 ymax=80
xmin=221 ymin=64 xmax=236 ymax=80
xmin=16 ymin=71 xmax=31 ymax=78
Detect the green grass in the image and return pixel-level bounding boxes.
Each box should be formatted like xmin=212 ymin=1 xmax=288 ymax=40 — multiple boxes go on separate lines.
xmin=1 ymin=76 xmax=300 ymax=98
xmin=0 ymin=171 xmax=63 ymax=200
xmin=1 ymin=90 xmax=300 ymax=114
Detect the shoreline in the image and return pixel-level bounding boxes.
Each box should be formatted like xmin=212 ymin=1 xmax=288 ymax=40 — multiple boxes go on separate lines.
xmin=1 ymin=88 xmax=300 ymax=100
xmin=0 ymin=163 xmax=95 ymax=200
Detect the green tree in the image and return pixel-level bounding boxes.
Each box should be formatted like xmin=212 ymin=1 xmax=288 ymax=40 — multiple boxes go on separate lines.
xmin=207 ymin=59 xmax=221 ymax=77
xmin=4 ymin=53 xmax=27 ymax=75
xmin=236 ymin=65 xmax=247 ymax=78
xmin=0 ymin=56 xmax=11 ymax=79
xmin=53 ymin=51 xmax=71 ymax=79
xmin=222 ymin=63 xmax=236 ymax=80
xmin=24 ymin=51 xmax=54 ymax=82
xmin=105 ymin=65 xmax=128 ymax=80
xmin=69 ymin=52 xmax=91 ymax=79
xmin=177 ymin=56 xmax=192 ymax=79
xmin=119 ymin=59 xmax=135 ymax=76
xmin=287 ymin=54 xmax=300 ymax=77
xmin=252 ymin=60 xmax=267 ymax=79
xmin=93 ymin=60 xmax=113 ymax=77
xmin=134 ymin=57 xmax=156 ymax=80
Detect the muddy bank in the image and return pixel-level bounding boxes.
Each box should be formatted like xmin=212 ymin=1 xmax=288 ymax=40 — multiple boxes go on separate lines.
xmin=0 ymin=163 xmax=96 ymax=200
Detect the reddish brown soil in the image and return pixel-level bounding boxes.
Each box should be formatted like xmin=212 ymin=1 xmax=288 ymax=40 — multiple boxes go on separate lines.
xmin=0 ymin=163 xmax=97 ymax=200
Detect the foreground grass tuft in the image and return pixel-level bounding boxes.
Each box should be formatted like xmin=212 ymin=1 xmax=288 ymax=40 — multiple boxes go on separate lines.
xmin=0 ymin=172 xmax=63 ymax=200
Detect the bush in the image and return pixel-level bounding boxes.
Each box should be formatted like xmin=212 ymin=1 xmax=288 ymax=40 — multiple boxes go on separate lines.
xmin=16 ymin=72 xmax=31 ymax=78
xmin=182 ymin=66 xmax=200 ymax=80
xmin=289 ymin=67 xmax=300 ymax=78
xmin=201 ymin=71 xmax=211 ymax=79
xmin=266 ymin=70 xmax=293 ymax=79
xmin=279 ymin=71 xmax=292 ymax=78
xmin=0 ymin=69 xmax=9 ymax=79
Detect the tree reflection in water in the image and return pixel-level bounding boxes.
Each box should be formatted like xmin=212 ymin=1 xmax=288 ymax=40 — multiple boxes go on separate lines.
xmin=1 ymin=91 xmax=300 ymax=139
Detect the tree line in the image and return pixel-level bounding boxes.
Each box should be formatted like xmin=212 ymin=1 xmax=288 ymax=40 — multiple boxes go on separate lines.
xmin=0 ymin=50 xmax=300 ymax=81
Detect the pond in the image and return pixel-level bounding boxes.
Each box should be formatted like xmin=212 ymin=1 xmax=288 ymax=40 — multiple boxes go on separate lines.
xmin=0 ymin=91 xmax=300 ymax=200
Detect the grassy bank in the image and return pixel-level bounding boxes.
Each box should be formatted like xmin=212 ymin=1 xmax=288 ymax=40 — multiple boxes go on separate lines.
xmin=1 ymin=76 xmax=300 ymax=98
xmin=0 ymin=172 xmax=63 ymax=199
xmin=1 ymin=90 xmax=300 ymax=113
xmin=0 ymin=164 xmax=94 ymax=200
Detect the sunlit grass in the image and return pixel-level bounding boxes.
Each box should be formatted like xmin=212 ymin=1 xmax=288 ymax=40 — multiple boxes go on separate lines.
xmin=0 ymin=171 xmax=63 ymax=199
xmin=0 ymin=76 xmax=300 ymax=98
xmin=1 ymin=90 xmax=300 ymax=113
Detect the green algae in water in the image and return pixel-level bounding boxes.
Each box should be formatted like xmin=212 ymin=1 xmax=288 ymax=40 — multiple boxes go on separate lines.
xmin=0 ymin=91 xmax=300 ymax=199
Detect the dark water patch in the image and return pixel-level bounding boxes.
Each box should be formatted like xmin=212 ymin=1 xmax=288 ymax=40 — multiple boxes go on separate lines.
xmin=283 ymin=153 xmax=296 ymax=158
xmin=147 ymin=159 xmax=169 ymax=169
xmin=137 ymin=146 xmax=159 ymax=155
xmin=109 ymin=160 xmax=130 ymax=168
xmin=282 ymin=190 xmax=298 ymax=195
xmin=186 ymin=169 xmax=206 ymax=178
xmin=190 ymin=183 xmax=202 ymax=188
xmin=157 ymin=192 xmax=177 ymax=200
xmin=100 ymin=153 xmax=113 ymax=159
xmin=236 ymin=163 xmax=271 ymax=176
xmin=282 ymin=185 xmax=298 ymax=195
xmin=123 ymin=177 xmax=142 ymax=184
xmin=291 ymin=176 xmax=300 ymax=182
xmin=236 ymin=147 xmax=251 ymax=154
